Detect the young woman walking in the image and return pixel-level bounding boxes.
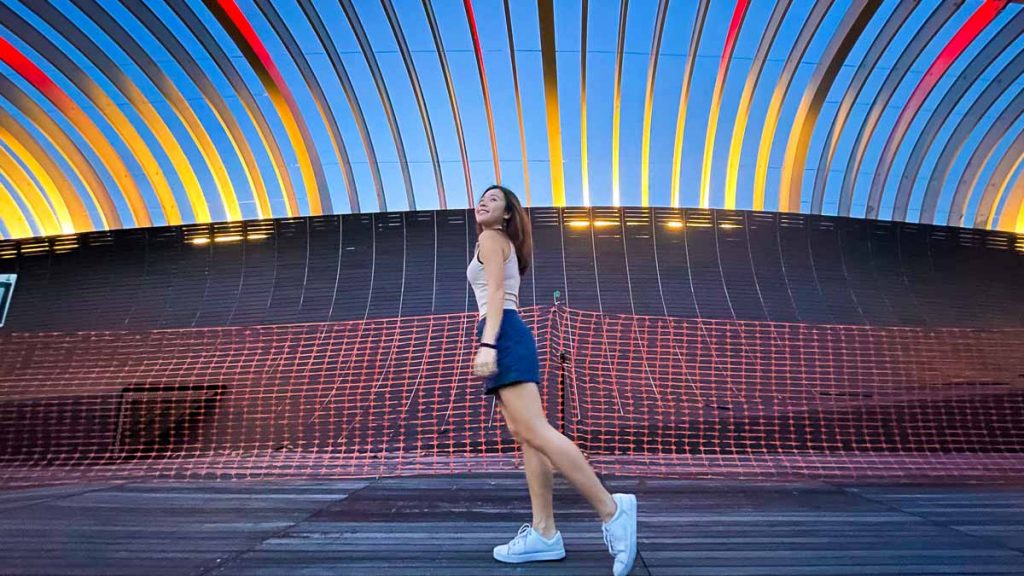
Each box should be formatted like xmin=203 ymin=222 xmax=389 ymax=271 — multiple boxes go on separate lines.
xmin=467 ymin=185 xmax=638 ymax=576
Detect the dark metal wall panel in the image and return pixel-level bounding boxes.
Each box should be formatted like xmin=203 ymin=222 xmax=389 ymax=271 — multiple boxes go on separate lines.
xmin=593 ymin=208 xmax=632 ymax=315
xmin=192 ymin=240 xmax=243 ymax=328
xmin=431 ymin=212 xmax=471 ymax=314
xmin=685 ymin=210 xmax=732 ymax=320
xmin=651 ymin=210 xmax=699 ymax=319
xmin=264 ymin=219 xmax=309 ymax=326
xmin=365 ymin=213 xmax=406 ymax=319
xmin=297 ymin=216 xmax=341 ymax=320
xmin=329 ymin=214 xmax=374 ymax=322
xmin=716 ymin=212 xmax=768 ymax=322
xmin=777 ymin=214 xmax=832 ymax=325
xmin=156 ymin=230 xmax=207 ymax=328
xmin=226 ymin=227 xmax=277 ymax=326
xmin=808 ymin=219 xmax=864 ymax=325
xmin=746 ymin=212 xmax=799 ymax=324
xmin=622 ymin=208 xmax=665 ymax=317
xmin=122 ymin=228 xmax=180 ymax=330
xmin=837 ymin=219 xmax=895 ymax=327
xmin=561 ymin=207 xmax=600 ymax=312
xmin=528 ymin=209 xmax=564 ymax=310
xmin=400 ymin=211 xmax=437 ymax=318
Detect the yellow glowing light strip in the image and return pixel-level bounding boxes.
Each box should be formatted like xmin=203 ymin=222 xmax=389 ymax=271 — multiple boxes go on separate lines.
xmin=670 ymin=0 xmax=711 ymax=208
xmin=640 ymin=0 xmax=670 ymax=207
xmin=992 ymin=155 xmax=1024 ymax=230
xmin=725 ymin=0 xmax=791 ymax=209
xmin=538 ymin=0 xmax=565 ymax=206
xmin=580 ymin=0 xmax=590 ymax=206
xmin=611 ymin=0 xmax=629 ymax=206
xmin=753 ymin=1 xmax=831 ymax=211
xmin=0 ymin=178 xmax=32 ymax=238
xmin=0 ymin=143 xmax=60 ymax=235
xmin=0 ymin=118 xmax=82 ymax=232
xmin=700 ymin=0 xmax=749 ymax=208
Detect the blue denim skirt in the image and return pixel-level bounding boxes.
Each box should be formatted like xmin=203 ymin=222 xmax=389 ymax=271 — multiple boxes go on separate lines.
xmin=475 ymin=309 xmax=541 ymax=395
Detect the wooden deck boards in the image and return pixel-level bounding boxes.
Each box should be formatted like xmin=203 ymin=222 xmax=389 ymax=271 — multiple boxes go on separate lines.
xmin=1 ymin=474 xmax=1022 ymax=575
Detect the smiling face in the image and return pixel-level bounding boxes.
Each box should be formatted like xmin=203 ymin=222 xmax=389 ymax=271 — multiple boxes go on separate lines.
xmin=475 ymin=187 xmax=509 ymax=229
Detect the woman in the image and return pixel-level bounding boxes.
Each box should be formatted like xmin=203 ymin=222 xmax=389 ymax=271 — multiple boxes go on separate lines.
xmin=467 ymin=185 xmax=637 ymax=576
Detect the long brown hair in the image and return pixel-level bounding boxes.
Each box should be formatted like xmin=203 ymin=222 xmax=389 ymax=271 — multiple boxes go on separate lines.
xmin=475 ymin=185 xmax=532 ymax=276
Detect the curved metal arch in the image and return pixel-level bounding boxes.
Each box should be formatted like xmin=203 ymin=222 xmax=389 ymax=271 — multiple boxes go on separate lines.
xmin=996 ymin=152 xmax=1024 ymax=232
xmin=421 ymin=0 xmax=473 ymax=207
xmin=162 ymin=0 xmax=299 ymax=217
xmin=499 ymin=0 xmax=530 ymax=205
xmin=838 ymin=3 xmax=958 ymax=216
xmin=611 ymin=0 xmax=629 ymax=206
xmin=700 ymin=0 xmax=749 ymax=208
xmin=669 ymin=0 xmax=710 ymax=208
xmin=810 ymin=1 xmax=917 ymax=214
xmin=5 ymin=3 xmax=194 ymax=225
xmin=463 ymin=0 xmax=501 ymax=185
xmin=580 ymin=0 xmax=589 ymax=206
xmin=537 ymin=0 xmax=565 ymax=206
xmin=0 ymin=140 xmax=61 ymax=235
xmin=866 ymin=0 xmax=1007 ymax=220
xmin=0 ymin=37 xmax=147 ymax=227
xmin=380 ymin=0 xmax=445 ymax=209
xmin=899 ymin=12 xmax=1024 ymax=223
xmin=203 ymin=0 xmax=331 ymax=215
xmin=0 ymin=175 xmax=32 ymax=238
xmin=931 ymin=51 xmax=1024 ymax=226
xmin=0 ymin=114 xmax=89 ymax=231
xmin=254 ymin=0 xmax=359 ymax=213
xmin=108 ymin=0 xmax=264 ymax=220
xmin=779 ymin=0 xmax=880 ymax=213
xmin=640 ymin=0 xmax=671 ymax=207
xmin=971 ymin=107 xmax=1024 ymax=228
xmin=0 ymin=79 xmax=121 ymax=228
xmin=724 ymin=0 xmax=791 ymax=209
xmin=338 ymin=0 xmax=415 ymax=210
xmin=752 ymin=0 xmax=833 ymax=211
xmin=297 ymin=3 xmax=386 ymax=212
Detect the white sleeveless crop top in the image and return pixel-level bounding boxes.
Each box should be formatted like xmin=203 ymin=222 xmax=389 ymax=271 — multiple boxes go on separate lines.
xmin=466 ymin=238 xmax=520 ymax=317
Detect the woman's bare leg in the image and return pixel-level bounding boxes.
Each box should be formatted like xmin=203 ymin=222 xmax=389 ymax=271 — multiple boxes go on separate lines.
xmin=501 ymin=402 xmax=558 ymax=538
xmin=498 ymin=383 xmax=617 ymax=522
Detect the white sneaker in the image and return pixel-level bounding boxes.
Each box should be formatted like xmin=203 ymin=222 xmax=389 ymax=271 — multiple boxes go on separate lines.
xmin=492 ymin=523 xmax=566 ymax=563
xmin=602 ymin=493 xmax=638 ymax=576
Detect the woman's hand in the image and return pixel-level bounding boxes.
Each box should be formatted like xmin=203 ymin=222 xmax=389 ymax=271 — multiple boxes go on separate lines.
xmin=473 ymin=346 xmax=498 ymax=378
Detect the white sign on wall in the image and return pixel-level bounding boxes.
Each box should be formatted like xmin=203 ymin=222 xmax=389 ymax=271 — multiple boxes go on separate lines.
xmin=0 ymin=274 xmax=15 ymax=327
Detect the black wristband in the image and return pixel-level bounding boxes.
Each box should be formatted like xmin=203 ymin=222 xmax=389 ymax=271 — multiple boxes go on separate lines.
xmin=479 ymin=342 xmax=497 ymax=349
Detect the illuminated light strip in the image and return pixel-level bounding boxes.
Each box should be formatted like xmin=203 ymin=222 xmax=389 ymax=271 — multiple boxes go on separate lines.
xmin=935 ymin=53 xmax=1024 ymax=226
xmin=0 ymin=80 xmax=120 ymax=228
xmin=0 ymin=37 xmax=146 ymax=227
xmin=669 ymin=0 xmax=711 ymax=208
xmin=811 ymin=1 xmax=916 ymax=214
xmin=255 ymin=0 xmax=359 ymax=213
xmin=974 ymin=124 xmax=1024 ymax=229
xmin=902 ymin=13 xmax=1024 ymax=223
xmin=640 ymin=0 xmax=670 ymax=207
xmin=611 ymin=0 xmax=629 ymax=207
xmin=299 ymin=3 xmax=386 ymax=211
xmin=502 ymin=0 xmax=531 ymax=205
xmin=0 ymin=177 xmax=32 ymax=238
xmin=0 ymin=117 xmax=86 ymax=231
xmin=421 ymin=1 xmax=472 ymax=206
xmin=108 ymin=1 xmax=259 ymax=220
xmin=537 ymin=0 xmax=565 ymax=206
xmin=156 ymin=1 xmax=293 ymax=219
xmin=699 ymin=0 xmax=749 ymax=209
xmin=838 ymin=4 xmax=957 ymax=217
xmin=999 ymin=167 xmax=1024 ymax=232
xmin=751 ymin=0 xmax=832 ymax=211
xmin=580 ymin=0 xmax=590 ymax=206
xmin=865 ymin=0 xmax=1008 ymax=220
xmin=724 ymin=0 xmax=791 ymax=209
xmin=0 ymin=142 xmax=60 ymax=235
xmin=3 ymin=6 xmax=195 ymax=225
xmin=338 ymin=0 xmax=415 ymax=210
xmin=779 ymin=0 xmax=880 ymax=213
xmin=207 ymin=0 xmax=331 ymax=216
xmin=381 ymin=0 xmax=445 ymax=209
xmin=463 ymin=0 xmax=501 ymax=183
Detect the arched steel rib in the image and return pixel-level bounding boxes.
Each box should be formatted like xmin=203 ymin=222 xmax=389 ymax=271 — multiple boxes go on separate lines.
xmin=724 ymin=0 xmax=791 ymax=209
xmin=838 ymin=2 xmax=958 ymax=216
xmin=580 ymin=0 xmax=590 ymax=206
xmin=995 ymin=146 xmax=1024 ymax=232
xmin=752 ymin=0 xmax=832 ymax=211
xmin=779 ymin=0 xmax=880 ymax=213
xmin=338 ymin=0 xmax=414 ymax=210
xmin=971 ymin=103 xmax=1024 ymax=229
xmin=463 ymin=0 xmax=501 ymax=184
xmin=0 ymin=139 xmax=60 ymax=234
xmin=866 ymin=0 xmax=1007 ymax=220
xmin=611 ymin=0 xmax=630 ymax=206
xmin=811 ymin=0 xmax=915 ymax=214
xmin=501 ymin=0 xmax=531 ymax=204
xmin=669 ymin=0 xmax=710 ymax=208
xmin=254 ymin=0 xmax=359 ymax=213
xmin=0 ymin=175 xmax=31 ymax=238
xmin=298 ymin=2 xmax=386 ymax=212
